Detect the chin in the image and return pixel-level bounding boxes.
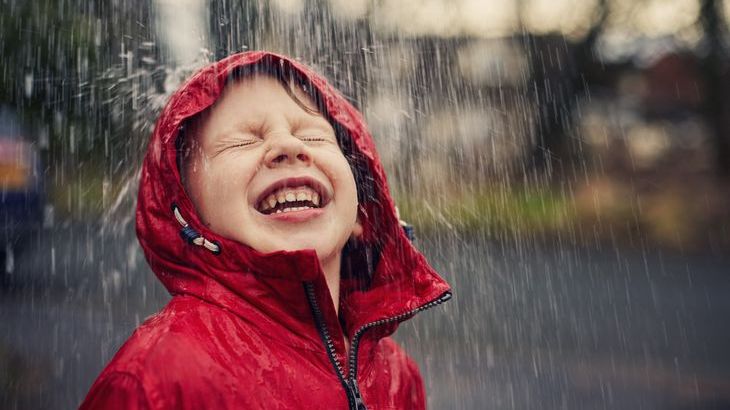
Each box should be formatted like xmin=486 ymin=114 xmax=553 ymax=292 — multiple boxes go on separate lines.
xmin=279 ymin=240 xmax=325 ymax=253
xmin=276 ymin=238 xmax=338 ymax=259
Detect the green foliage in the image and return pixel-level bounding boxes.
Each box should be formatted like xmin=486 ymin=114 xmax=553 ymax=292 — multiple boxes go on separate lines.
xmin=0 ymin=0 xmax=98 ymax=106
xmin=396 ymin=186 xmax=574 ymax=235
xmin=0 ymin=1 xmax=160 ymax=219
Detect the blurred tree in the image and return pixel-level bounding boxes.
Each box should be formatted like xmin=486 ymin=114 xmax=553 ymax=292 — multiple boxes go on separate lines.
xmin=209 ymin=0 xmax=270 ymax=59
xmin=0 ymin=1 xmax=154 ymax=152
xmin=208 ymin=0 xmax=373 ymax=104
xmin=518 ymin=0 xmax=609 ymax=178
xmin=699 ymin=0 xmax=730 ymax=177
xmin=0 ymin=0 xmax=97 ymax=134
xmin=0 ymin=0 xmax=158 ymax=213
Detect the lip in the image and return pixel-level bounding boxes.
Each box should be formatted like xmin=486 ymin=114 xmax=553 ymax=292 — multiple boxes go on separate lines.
xmin=264 ymin=207 xmax=326 ymax=222
xmin=252 ymin=176 xmax=331 ymax=212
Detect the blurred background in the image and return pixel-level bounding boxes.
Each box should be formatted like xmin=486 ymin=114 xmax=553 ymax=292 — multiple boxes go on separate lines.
xmin=1 ymin=0 xmax=729 ymax=409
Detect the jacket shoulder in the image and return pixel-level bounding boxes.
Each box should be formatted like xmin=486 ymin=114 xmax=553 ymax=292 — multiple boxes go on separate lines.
xmin=101 ymin=297 xmax=222 ymax=371
xmin=81 ymin=297 xmax=261 ymax=409
xmin=80 ymin=371 xmax=151 ymax=410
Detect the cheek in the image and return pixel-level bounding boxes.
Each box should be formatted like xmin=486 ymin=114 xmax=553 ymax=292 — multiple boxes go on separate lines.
xmin=208 ymin=163 xmax=251 ymax=204
xmin=321 ymin=154 xmax=356 ymax=191
xmin=184 ymin=158 xmax=209 ymax=209
xmin=333 ymin=159 xmax=359 ymax=218
xmin=187 ymin=158 xmax=249 ymax=218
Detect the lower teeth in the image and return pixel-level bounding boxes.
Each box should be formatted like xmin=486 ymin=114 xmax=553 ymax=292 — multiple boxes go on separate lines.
xmin=275 ymin=206 xmax=312 ymax=214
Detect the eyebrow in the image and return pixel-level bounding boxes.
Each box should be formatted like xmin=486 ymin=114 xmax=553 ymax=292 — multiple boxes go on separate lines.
xmin=292 ymin=113 xmax=335 ymax=132
xmin=209 ymin=118 xmax=261 ymax=145
xmin=228 ymin=117 xmax=266 ymax=135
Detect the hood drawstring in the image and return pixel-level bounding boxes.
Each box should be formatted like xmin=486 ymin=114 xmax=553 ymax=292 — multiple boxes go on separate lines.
xmin=394 ymin=206 xmax=415 ymax=242
xmin=400 ymin=222 xmax=415 ymax=242
xmin=172 ymin=204 xmax=221 ymax=254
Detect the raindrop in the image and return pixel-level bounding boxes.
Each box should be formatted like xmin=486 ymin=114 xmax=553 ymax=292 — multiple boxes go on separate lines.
xmin=43 ymin=205 xmax=55 ymax=229
xmin=4 ymin=243 xmax=14 ymax=274
xmin=24 ymin=72 xmax=33 ymax=98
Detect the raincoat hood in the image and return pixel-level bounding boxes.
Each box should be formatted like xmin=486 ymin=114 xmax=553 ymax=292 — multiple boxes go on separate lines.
xmin=136 ymin=51 xmax=451 ymax=345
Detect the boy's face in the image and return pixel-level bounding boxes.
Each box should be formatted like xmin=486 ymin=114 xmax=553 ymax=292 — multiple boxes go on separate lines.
xmin=184 ymin=75 xmax=359 ymax=266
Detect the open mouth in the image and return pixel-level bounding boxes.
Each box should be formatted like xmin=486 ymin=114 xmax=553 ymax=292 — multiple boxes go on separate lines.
xmin=255 ymin=178 xmax=329 ymax=215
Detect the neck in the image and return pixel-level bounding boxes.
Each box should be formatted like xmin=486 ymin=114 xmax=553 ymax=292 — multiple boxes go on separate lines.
xmin=320 ymin=252 xmax=341 ymax=315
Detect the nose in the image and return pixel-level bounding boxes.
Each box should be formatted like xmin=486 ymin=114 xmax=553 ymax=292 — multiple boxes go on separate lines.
xmin=263 ymin=133 xmax=312 ymax=168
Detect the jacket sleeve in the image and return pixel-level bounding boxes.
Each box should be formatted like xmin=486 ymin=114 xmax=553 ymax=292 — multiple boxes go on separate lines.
xmin=79 ymin=371 xmax=152 ymax=410
xmin=404 ymin=355 xmax=427 ymax=409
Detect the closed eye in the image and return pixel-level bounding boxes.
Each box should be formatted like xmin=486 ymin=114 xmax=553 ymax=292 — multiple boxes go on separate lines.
xmin=231 ymin=140 xmax=258 ymax=147
xmin=223 ymin=140 xmax=259 ymax=151
xmin=300 ymin=136 xmax=328 ymax=142
xmin=213 ymin=139 xmax=259 ymax=156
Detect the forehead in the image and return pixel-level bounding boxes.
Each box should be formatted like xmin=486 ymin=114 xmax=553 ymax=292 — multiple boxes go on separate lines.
xmin=209 ymin=74 xmax=322 ymax=122
xmin=180 ymin=73 xmax=339 ymax=155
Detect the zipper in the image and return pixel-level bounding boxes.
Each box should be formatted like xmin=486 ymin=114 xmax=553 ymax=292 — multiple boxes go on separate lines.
xmin=346 ymin=291 xmax=452 ymax=385
xmin=304 ymin=282 xmax=452 ymax=410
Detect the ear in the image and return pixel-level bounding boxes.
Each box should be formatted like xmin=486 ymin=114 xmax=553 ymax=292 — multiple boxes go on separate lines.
xmin=350 ymin=204 xmax=366 ymax=240
xmin=351 ymin=218 xmax=364 ymax=239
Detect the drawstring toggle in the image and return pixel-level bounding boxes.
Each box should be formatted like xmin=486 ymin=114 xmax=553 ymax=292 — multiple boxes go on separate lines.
xmin=172 ymin=204 xmax=221 ymax=254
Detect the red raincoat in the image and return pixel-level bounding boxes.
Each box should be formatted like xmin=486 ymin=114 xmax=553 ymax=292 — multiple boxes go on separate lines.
xmin=80 ymin=51 xmax=451 ymax=410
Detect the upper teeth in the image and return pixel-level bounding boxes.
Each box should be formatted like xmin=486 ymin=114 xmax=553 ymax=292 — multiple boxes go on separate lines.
xmin=258 ymin=185 xmax=321 ymax=213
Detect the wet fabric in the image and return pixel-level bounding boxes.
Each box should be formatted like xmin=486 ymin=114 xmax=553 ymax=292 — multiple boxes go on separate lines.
xmin=80 ymin=51 xmax=451 ymax=410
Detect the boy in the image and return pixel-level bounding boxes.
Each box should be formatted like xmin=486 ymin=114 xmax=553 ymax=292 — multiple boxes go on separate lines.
xmin=81 ymin=51 xmax=451 ymax=409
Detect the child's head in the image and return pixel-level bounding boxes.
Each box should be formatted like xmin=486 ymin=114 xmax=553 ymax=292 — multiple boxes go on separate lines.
xmin=136 ymin=52 xmax=449 ymax=305
xmin=179 ymin=65 xmax=362 ymax=268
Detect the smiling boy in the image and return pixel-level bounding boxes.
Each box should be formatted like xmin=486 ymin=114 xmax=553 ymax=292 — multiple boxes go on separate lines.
xmin=182 ymin=74 xmax=359 ymax=308
xmin=81 ymin=52 xmax=451 ymax=410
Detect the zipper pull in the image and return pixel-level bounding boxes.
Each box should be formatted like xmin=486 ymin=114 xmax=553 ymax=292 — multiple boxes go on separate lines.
xmin=348 ymin=378 xmax=367 ymax=410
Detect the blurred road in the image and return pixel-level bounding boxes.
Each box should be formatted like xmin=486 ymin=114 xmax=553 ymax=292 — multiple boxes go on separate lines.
xmin=1 ymin=224 xmax=729 ymax=409
xmin=407 ymin=232 xmax=730 ymax=410
xmin=0 ymin=222 xmax=167 ymax=410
